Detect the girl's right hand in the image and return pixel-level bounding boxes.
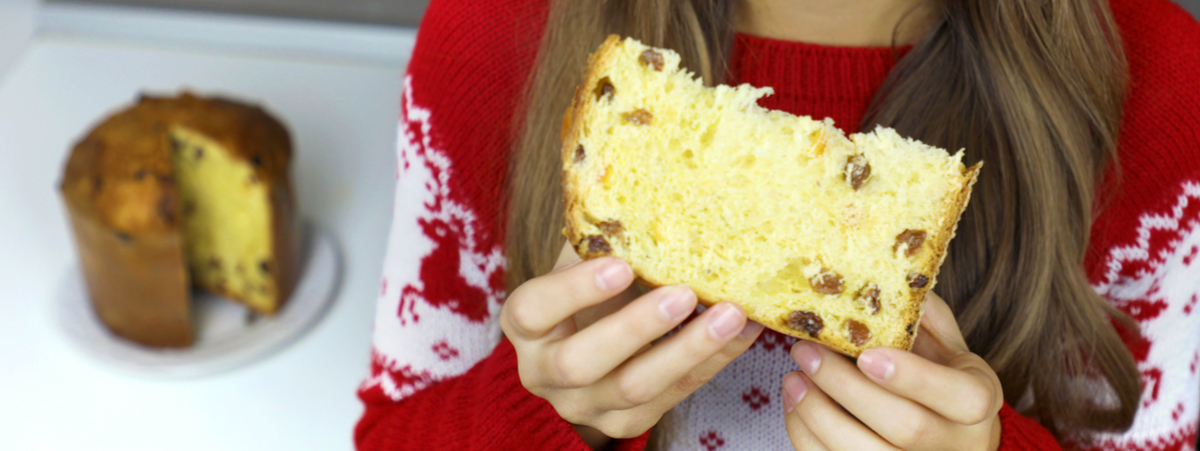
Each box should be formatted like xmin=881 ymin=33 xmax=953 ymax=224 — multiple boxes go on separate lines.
xmin=500 ymin=243 xmax=764 ymax=447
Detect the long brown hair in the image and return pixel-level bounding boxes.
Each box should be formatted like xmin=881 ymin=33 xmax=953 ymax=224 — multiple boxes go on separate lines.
xmin=505 ymin=0 xmax=1140 ymax=443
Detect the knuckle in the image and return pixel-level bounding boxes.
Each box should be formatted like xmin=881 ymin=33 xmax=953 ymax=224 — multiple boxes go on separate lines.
xmin=597 ymin=413 xmax=652 ymax=439
xmin=614 ymin=375 xmax=657 ymax=408
xmin=503 ymin=298 xmax=538 ymax=336
xmin=552 ymin=347 xmax=596 ymax=388
xmin=553 ymin=401 xmax=590 ymax=426
xmin=959 ymin=379 xmax=996 ymax=425
xmin=890 ymin=413 xmax=932 ymax=448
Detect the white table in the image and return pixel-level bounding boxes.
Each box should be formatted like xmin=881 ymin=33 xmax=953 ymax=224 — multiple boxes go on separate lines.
xmin=0 ymin=6 xmax=411 ymax=450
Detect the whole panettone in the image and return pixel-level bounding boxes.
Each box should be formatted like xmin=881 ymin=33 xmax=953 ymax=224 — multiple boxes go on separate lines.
xmin=562 ymin=37 xmax=980 ymax=356
xmin=59 ymin=93 xmax=300 ymax=348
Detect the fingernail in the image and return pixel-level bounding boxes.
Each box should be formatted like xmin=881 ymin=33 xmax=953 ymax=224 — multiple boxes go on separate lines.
xmin=707 ymin=304 xmax=744 ymax=340
xmin=858 ymin=350 xmax=895 ymax=381
xmin=782 ymin=372 xmax=808 ymax=413
xmin=791 ymin=342 xmax=822 ymax=374
xmin=738 ymin=321 xmax=764 ymax=340
xmin=594 ymin=259 xmax=632 ymax=291
xmin=658 ymin=286 xmax=695 ymax=322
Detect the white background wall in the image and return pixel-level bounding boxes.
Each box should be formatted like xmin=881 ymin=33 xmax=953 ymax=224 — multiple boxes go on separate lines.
xmin=0 ymin=0 xmax=38 ymax=82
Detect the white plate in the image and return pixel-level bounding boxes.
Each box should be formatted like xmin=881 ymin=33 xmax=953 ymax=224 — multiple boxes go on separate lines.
xmin=56 ymin=222 xmax=341 ymax=378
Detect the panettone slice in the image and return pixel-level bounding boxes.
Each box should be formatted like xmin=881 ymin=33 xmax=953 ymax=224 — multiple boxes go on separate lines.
xmin=561 ymin=36 xmax=980 ymax=356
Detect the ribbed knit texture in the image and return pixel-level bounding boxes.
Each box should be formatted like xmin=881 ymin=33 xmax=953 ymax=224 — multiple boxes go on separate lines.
xmin=357 ymin=0 xmax=1200 ymax=449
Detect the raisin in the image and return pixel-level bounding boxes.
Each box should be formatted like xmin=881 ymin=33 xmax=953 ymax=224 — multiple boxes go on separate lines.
xmin=194 ymin=147 xmax=204 ymax=160
xmin=809 ymin=269 xmax=844 ymax=295
xmin=639 ymin=49 xmax=665 ymax=71
xmin=114 ymin=231 xmax=134 ymax=243
xmin=586 ymin=235 xmax=612 ymax=255
xmin=574 ymin=145 xmax=586 ymax=163
xmin=597 ymin=220 xmax=623 ymax=235
xmin=157 ymin=195 xmax=175 ymax=225
xmin=894 ymin=229 xmax=927 ymax=257
xmin=622 ymin=109 xmax=653 ymax=126
xmin=844 ymin=154 xmax=871 ymax=190
xmin=260 ymin=260 xmax=271 ymax=274
xmin=857 ymin=285 xmax=881 ymax=315
xmin=906 ymin=323 xmax=915 ymax=335
xmin=250 ymin=155 xmax=263 ymax=167
xmin=593 ymin=77 xmax=615 ymax=102
xmin=908 ymin=273 xmax=929 ymax=288
xmin=787 ymin=310 xmax=824 ymax=337
xmin=847 ymin=320 xmax=871 ymax=346
xmin=170 ymin=136 xmax=184 ymax=152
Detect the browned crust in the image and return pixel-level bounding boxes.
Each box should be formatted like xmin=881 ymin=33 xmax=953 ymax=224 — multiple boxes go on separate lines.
xmin=886 ymin=161 xmax=982 ymax=353
xmin=63 ymin=211 xmax=194 ymax=347
xmin=562 ymin=35 xmax=622 ymax=259
xmin=560 ymin=36 xmax=981 ymax=357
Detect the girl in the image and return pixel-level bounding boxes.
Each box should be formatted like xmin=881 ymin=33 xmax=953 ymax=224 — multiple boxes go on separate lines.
xmin=356 ymin=0 xmax=1200 ymax=449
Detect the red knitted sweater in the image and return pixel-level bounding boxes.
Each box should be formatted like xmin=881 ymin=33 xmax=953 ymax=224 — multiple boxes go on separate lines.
xmin=356 ymin=0 xmax=1200 ymax=449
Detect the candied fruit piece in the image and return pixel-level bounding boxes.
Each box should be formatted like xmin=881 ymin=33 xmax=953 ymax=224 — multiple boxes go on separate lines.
xmin=894 ymin=229 xmax=927 ymax=257
xmin=787 ymin=310 xmax=824 ymax=337
xmin=845 ymin=154 xmax=871 ymax=190
xmin=639 ymin=49 xmax=665 ymax=71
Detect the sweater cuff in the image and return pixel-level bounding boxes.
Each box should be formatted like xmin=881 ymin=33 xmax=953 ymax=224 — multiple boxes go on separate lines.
xmin=997 ymin=402 xmax=1061 ymax=450
xmin=493 ymin=339 xmax=652 ymax=450
xmin=490 ymin=339 xmax=595 ymax=449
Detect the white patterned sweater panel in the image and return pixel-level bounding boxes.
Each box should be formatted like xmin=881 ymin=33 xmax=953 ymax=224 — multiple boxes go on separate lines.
xmin=361 ymin=76 xmax=506 ymax=402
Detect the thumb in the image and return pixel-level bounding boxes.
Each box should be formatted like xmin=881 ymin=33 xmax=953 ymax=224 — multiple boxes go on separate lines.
xmin=911 ymin=291 xmax=971 ymax=364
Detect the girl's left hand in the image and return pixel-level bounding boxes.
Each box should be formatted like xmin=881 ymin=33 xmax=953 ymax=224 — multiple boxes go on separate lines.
xmin=782 ymin=292 xmax=1004 ymax=450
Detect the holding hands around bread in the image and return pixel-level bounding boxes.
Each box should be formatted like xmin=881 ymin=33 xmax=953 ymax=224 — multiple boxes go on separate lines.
xmin=500 ymin=243 xmax=765 ymax=449
xmin=782 ymin=292 xmax=1003 ymax=450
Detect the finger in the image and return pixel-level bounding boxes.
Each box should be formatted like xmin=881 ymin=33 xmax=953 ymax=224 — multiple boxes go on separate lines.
xmin=910 ymin=292 xmax=969 ymax=363
xmin=570 ymin=320 xmax=764 ymax=439
xmin=792 ymin=342 xmax=949 ymax=449
xmin=783 ymin=372 xmax=830 ymax=451
xmin=782 ymin=374 xmax=830 ymax=451
xmin=548 ymin=285 xmax=698 ymax=387
xmin=788 ymin=372 xmax=898 ymax=451
xmin=588 ymin=303 xmax=756 ymax=410
xmin=858 ymin=347 xmax=1003 ymax=426
xmin=501 ymin=256 xmax=634 ymax=339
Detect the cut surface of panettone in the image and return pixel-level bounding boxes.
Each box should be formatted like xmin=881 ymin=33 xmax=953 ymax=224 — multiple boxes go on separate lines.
xmin=561 ymin=36 xmax=981 ymax=356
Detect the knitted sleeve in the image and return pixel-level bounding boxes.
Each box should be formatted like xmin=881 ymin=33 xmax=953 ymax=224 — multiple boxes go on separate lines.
xmin=1079 ymin=0 xmax=1200 ymax=450
xmin=996 ymin=404 xmax=1062 ymax=450
xmin=355 ymin=0 xmax=649 ymax=448
xmin=356 ymin=338 xmax=650 ymax=450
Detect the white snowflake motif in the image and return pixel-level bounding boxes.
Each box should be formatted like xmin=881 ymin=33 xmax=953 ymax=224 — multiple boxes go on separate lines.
xmin=360 ymin=75 xmax=506 ymax=401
